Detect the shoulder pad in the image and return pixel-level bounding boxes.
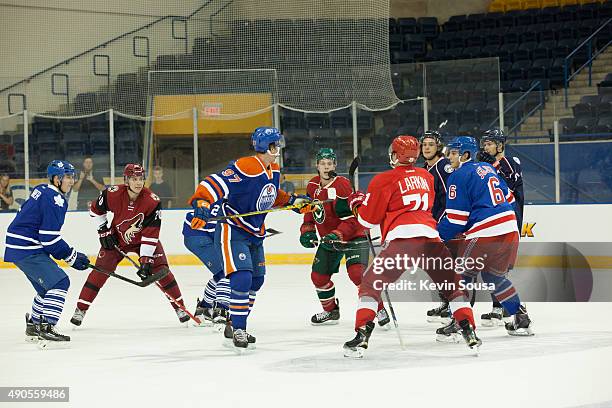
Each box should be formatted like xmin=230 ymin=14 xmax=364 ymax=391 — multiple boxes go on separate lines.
xmin=234 ymin=156 xmax=265 ymax=177
xmin=513 ymin=157 xmax=521 ymax=165
xmin=443 ymin=163 xmax=454 ymax=174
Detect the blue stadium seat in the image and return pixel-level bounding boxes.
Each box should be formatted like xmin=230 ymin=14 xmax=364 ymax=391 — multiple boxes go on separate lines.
xmin=514 ymin=41 xmax=538 ymax=61
xmin=571 ymin=117 xmax=597 ymax=134
xmin=558 ymin=117 xmax=576 ymax=134
xmin=398 ymin=18 xmax=418 ymax=35
xmin=418 ymin=17 xmax=439 ymax=40
xmin=463 ymin=14 xmax=485 ymax=30
xmin=533 ymin=40 xmax=557 ymax=60
xmin=528 ymin=59 xmax=553 ymax=79
xmin=538 ymin=7 xmax=561 ymax=24
xmin=481 ymin=12 xmax=503 ymax=29
xmin=443 ymin=15 xmax=465 ymax=32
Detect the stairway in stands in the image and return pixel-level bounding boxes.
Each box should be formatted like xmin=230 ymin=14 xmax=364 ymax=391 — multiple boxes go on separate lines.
xmin=519 ymin=47 xmax=612 ymax=137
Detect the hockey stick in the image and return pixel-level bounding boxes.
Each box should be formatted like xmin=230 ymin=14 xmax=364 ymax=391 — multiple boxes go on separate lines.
xmin=113 ymin=246 xmax=202 ymax=324
xmin=87 ymin=263 xmax=168 ymax=287
xmin=348 ymin=156 xmax=405 ymax=350
xmin=264 ymin=228 xmax=283 ymax=238
xmin=207 ymin=199 xmax=331 ymax=222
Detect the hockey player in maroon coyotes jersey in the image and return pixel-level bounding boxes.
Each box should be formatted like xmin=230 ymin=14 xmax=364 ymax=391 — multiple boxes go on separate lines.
xmin=343 ymin=135 xmax=480 ymax=358
xmin=70 ymin=164 xmax=190 ymax=326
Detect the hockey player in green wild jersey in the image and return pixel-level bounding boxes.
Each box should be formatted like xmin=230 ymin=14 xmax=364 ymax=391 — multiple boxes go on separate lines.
xmin=299 ymin=148 xmax=390 ymax=328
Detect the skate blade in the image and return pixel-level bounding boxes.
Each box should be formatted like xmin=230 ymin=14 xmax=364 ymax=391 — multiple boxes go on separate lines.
xmin=38 ymin=339 xmax=71 ymax=350
xmin=192 ymin=319 xmax=214 ymax=327
xmin=212 ymin=322 xmax=227 ymax=332
xmin=378 ymin=323 xmax=392 ymax=331
xmin=25 ymin=335 xmax=39 ymax=344
xmin=507 ymin=327 xmax=535 ymax=336
xmin=223 ymin=338 xmax=256 ymax=350
xmin=311 ymin=320 xmax=340 ymax=326
xmin=426 ymin=315 xmax=442 ymax=323
xmin=436 ymin=333 xmax=462 ymax=343
xmin=343 ymin=346 xmax=365 ymax=359
xmin=468 ymin=343 xmax=481 ymax=356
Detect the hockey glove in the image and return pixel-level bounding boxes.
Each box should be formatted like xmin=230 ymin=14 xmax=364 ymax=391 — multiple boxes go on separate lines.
xmin=347 ymin=191 xmax=366 ymax=216
xmin=137 ymin=256 xmax=154 ymax=280
xmin=320 ymin=231 xmax=342 ymax=251
xmin=477 ymin=150 xmax=496 ymax=164
xmin=98 ymin=224 xmax=119 ymax=250
xmin=299 ymin=231 xmax=318 ymax=248
xmin=287 ymin=194 xmax=312 ymax=214
xmin=65 ymin=249 xmax=90 ymax=271
xmin=191 ymin=200 xmax=211 ymax=229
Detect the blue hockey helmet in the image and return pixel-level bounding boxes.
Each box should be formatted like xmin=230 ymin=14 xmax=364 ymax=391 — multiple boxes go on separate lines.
xmin=481 ymin=128 xmax=506 ymax=144
xmin=47 ymin=160 xmax=75 ymax=183
xmin=251 ymin=127 xmax=285 ymax=155
xmin=446 ymin=136 xmax=479 ymax=160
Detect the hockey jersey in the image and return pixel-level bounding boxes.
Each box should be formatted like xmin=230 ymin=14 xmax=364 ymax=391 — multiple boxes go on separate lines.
xmin=494 ymin=155 xmax=524 ymax=229
xmin=357 ymin=166 xmax=439 ymax=243
xmin=90 ymin=185 xmax=162 ymax=257
xmin=188 ymin=156 xmax=291 ymax=239
xmin=182 ymin=201 xmax=222 ymax=238
xmin=4 ymin=184 xmax=74 ymax=262
xmin=424 ymin=156 xmax=454 ymax=222
xmin=438 ymin=161 xmax=518 ymax=242
xmin=301 ymin=176 xmax=366 ymax=241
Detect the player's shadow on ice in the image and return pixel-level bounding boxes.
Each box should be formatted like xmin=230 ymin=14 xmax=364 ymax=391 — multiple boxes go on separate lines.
xmin=265 ymin=331 xmax=612 ymax=373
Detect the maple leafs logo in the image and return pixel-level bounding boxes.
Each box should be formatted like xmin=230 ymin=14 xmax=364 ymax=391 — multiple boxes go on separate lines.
xmin=116 ymin=213 xmax=145 ymax=244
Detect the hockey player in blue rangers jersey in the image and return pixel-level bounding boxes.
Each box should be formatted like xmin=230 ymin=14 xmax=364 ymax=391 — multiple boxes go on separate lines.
xmin=188 ymin=127 xmax=310 ymax=352
xmin=420 ymin=129 xmax=456 ymax=324
xmin=436 ymin=137 xmax=534 ymax=337
xmin=478 ymin=128 xmax=525 ymax=326
xmin=4 ymin=160 xmax=90 ymax=346
xmin=182 ymin=203 xmax=230 ymax=329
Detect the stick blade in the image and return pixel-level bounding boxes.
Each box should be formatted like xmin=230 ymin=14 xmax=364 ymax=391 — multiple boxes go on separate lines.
xmin=348 ymin=156 xmax=360 ymax=179
xmin=138 ymin=268 xmax=170 ymax=287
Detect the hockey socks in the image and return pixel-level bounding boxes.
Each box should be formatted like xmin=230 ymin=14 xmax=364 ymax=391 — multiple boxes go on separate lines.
xmin=478 ymin=272 xmax=521 ymax=315
xmin=355 ymin=296 xmax=378 ymax=330
xmin=249 ymin=276 xmax=264 ymax=315
xmin=311 ymin=272 xmax=336 ymax=312
xmin=31 ymin=295 xmax=44 ymax=324
xmin=158 ymin=271 xmax=185 ymax=310
xmin=41 ymin=277 xmax=69 ymax=325
xmin=229 ymin=271 xmax=252 ymax=330
xmin=215 ymin=277 xmax=231 ymax=309
xmin=202 ymin=277 xmax=218 ymax=309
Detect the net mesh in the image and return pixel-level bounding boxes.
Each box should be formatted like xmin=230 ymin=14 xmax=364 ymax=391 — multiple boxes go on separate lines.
xmin=0 ymin=1 xmax=397 ymax=118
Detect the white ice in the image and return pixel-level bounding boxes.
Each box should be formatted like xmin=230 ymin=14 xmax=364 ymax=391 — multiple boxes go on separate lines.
xmin=1 ymin=265 xmax=612 ymax=408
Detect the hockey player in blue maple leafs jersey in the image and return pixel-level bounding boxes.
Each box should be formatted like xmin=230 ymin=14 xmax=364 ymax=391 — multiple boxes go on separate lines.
xmin=188 ymin=127 xmax=310 ymax=352
xmin=4 ymin=160 xmax=89 ymax=346
xmin=437 ymin=137 xmax=534 ymax=338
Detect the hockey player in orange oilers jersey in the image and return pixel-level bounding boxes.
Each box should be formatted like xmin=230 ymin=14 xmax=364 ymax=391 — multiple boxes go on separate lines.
xmin=300 ymin=148 xmax=391 ymax=329
xmin=343 ymin=135 xmax=480 ymax=358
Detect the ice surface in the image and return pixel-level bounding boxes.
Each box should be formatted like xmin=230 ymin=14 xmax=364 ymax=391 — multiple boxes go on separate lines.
xmin=1 ymin=265 xmax=612 ymax=408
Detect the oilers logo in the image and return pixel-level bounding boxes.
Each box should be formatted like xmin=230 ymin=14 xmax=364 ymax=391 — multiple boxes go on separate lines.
xmin=256 ymin=183 xmax=277 ymax=211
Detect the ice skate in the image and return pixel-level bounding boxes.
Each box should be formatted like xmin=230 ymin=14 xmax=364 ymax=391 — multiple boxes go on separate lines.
xmin=458 ymin=319 xmax=482 ymax=355
xmin=311 ymin=300 xmax=340 ymax=325
xmin=505 ymin=305 xmax=534 ymax=336
xmin=37 ymin=319 xmax=70 ymax=349
xmin=25 ymin=313 xmax=38 ymax=343
xmin=193 ymin=298 xmax=214 ymax=327
xmin=223 ymin=321 xmax=256 ymax=348
xmin=175 ymin=308 xmax=190 ymax=324
xmin=481 ymin=306 xmax=509 ymax=327
xmin=436 ymin=318 xmax=462 ymax=343
xmin=427 ymin=301 xmax=451 ymax=324
xmin=212 ymin=307 xmax=229 ymax=332
xmin=376 ymin=307 xmax=391 ymax=331
xmin=343 ymin=321 xmax=375 ymax=359
xmin=70 ymin=308 xmax=86 ymax=327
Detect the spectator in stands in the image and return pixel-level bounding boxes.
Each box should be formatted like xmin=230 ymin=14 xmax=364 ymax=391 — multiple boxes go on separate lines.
xmin=74 ymin=157 xmax=105 ymax=210
xmin=0 ymin=174 xmax=14 ymax=211
xmin=150 ymin=165 xmax=173 ymax=208
xmin=280 ymin=174 xmax=295 ymax=194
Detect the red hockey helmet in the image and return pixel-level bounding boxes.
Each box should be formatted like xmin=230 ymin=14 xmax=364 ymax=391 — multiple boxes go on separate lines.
xmin=123 ymin=163 xmax=145 ymax=180
xmin=389 ymin=135 xmax=420 ymax=167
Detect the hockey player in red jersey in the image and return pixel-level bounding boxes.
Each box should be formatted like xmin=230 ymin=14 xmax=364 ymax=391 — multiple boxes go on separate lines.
xmin=70 ymin=164 xmax=189 ymax=326
xmin=343 ymin=135 xmax=480 ymax=358
xmin=300 ymin=148 xmax=390 ymax=328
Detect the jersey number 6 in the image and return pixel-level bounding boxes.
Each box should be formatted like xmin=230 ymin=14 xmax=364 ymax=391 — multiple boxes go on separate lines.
xmin=488 ymin=177 xmax=505 ymax=205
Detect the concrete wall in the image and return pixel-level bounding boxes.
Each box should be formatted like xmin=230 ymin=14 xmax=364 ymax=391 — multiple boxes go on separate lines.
xmin=391 ymin=0 xmax=490 ymax=21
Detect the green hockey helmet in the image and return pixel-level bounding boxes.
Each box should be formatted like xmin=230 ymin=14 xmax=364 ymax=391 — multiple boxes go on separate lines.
xmin=316 ymin=148 xmax=337 ymax=164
